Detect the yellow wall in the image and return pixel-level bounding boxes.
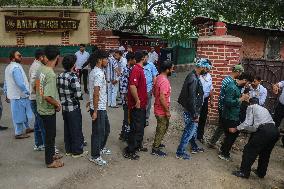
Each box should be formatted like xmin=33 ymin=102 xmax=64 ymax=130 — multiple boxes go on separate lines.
xmin=0 ymin=10 xmax=90 ymax=46
xmin=69 ymin=12 xmax=90 ymax=44
xmin=0 ymin=11 xmax=17 ymax=46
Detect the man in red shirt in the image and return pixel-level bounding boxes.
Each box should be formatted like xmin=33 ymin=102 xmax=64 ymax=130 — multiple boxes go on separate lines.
xmin=124 ymin=51 xmax=148 ymax=160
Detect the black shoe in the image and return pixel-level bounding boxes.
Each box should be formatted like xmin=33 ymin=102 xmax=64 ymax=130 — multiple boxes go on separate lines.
xmin=252 ymin=168 xmax=264 ymax=178
xmin=151 ymin=149 xmax=167 ymax=157
xmin=232 ymin=171 xmax=249 ymax=179
xmin=83 ymin=141 xmax=87 ymax=146
xmin=137 ymin=147 xmax=148 ymax=152
xmin=159 ymin=144 xmax=166 ymax=148
xmin=0 ymin=125 xmax=8 ymax=131
xmin=123 ymin=152 xmax=140 ymax=160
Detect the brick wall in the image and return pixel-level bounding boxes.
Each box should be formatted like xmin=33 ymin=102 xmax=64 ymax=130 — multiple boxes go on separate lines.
xmin=196 ymin=22 xmax=243 ymax=124
xmin=89 ymin=12 xmax=98 ymax=45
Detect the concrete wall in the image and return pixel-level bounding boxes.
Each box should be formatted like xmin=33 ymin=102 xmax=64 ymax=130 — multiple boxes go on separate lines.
xmin=0 ymin=11 xmax=17 ymax=46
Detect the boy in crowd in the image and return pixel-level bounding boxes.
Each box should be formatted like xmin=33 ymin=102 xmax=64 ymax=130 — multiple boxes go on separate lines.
xmin=57 ymin=54 xmax=87 ymax=158
xmin=230 ymin=98 xmax=279 ymax=179
xmin=119 ymin=52 xmax=136 ymax=141
xmin=29 ymin=49 xmax=46 ymax=150
xmin=37 ymin=46 xmax=63 ymax=168
xmin=124 ymin=51 xmax=148 ymax=160
xmin=143 ymin=51 xmax=158 ymax=126
xmin=151 ymin=61 xmax=173 ymax=157
xmin=88 ymin=50 xmax=111 ymax=166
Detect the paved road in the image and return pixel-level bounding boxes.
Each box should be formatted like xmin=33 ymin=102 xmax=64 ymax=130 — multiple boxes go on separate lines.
xmin=0 ymin=70 xmax=283 ymax=189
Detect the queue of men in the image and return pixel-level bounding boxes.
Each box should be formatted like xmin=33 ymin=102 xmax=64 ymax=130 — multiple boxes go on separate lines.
xmin=1 ymin=45 xmax=283 ymax=180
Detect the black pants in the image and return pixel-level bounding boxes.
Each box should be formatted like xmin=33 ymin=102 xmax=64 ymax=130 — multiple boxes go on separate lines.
xmin=220 ymin=118 xmax=240 ymax=157
xmin=273 ymin=102 xmax=284 ymax=145
xmin=239 ymin=102 xmax=249 ymax=123
xmin=126 ymin=108 xmax=146 ymax=153
xmin=41 ymin=114 xmax=56 ymax=165
xmin=62 ymin=108 xmax=84 ymax=155
xmin=120 ymin=104 xmax=129 ymax=139
xmin=78 ymin=69 xmax=88 ymax=92
xmin=90 ymin=110 xmax=110 ymax=158
xmin=197 ymin=97 xmax=209 ymax=140
xmin=240 ymin=124 xmax=279 ymax=177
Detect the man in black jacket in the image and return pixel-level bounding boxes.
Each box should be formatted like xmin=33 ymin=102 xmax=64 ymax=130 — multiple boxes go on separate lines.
xmin=176 ymin=59 xmax=210 ymax=160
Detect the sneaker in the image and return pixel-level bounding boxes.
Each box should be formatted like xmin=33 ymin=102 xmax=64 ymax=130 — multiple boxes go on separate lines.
xmin=55 ymin=146 xmax=60 ymax=154
xmin=101 ymin=148 xmax=111 ymax=155
xmin=176 ymin=153 xmax=191 ymax=160
xmin=137 ymin=147 xmax=148 ymax=152
xmin=159 ymin=144 xmax=166 ymax=148
xmin=89 ymin=156 xmax=107 ymax=166
xmin=72 ymin=151 xmax=88 ymax=158
xmin=232 ymin=170 xmax=249 ymax=179
xmin=252 ymin=168 xmax=264 ymax=178
xmin=34 ymin=145 xmax=44 ymax=151
xmin=207 ymin=143 xmax=217 ymax=149
xmin=39 ymin=145 xmax=45 ymax=150
xmin=218 ymin=154 xmax=231 ymax=161
xmin=83 ymin=141 xmax=87 ymax=146
xmin=65 ymin=153 xmax=72 ymax=156
xmin=192 ymin=147 xmax=205 ymax=154
xmin=123 ymin=152 xmax=140 ymax=160
xmin=0 ymin=125 xmax=8 ymax=131
xmin=151 ymin=149 xmax=167 ymax=157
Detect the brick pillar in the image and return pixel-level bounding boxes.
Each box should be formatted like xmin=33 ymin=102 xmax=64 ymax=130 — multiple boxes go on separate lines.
xmin=105 ymin=36 xmax=120 ymax=50
xmin=60 ymin=11 xmax=70 ymax=45
xmin=196 ymin=21 xmax=243 ymax=124
xmin=89 ymin=12 xmax=98 ymax=45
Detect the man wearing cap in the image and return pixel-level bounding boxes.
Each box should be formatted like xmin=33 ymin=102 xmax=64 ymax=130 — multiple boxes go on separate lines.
xmin=176 ymin=59 xmax=209 ymax=160
xmin=197 ymin=60 xmax=213 ymax=143
xmin=218 ymin=64 xmax=250 ymax=161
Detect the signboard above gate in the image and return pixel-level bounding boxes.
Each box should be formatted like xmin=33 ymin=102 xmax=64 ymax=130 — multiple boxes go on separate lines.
xmin=5 ymin=15 xmax=80 ymax=32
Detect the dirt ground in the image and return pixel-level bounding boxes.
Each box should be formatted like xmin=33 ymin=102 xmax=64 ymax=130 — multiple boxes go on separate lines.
xmin=0 ymin=68 xmax=283 ymax=189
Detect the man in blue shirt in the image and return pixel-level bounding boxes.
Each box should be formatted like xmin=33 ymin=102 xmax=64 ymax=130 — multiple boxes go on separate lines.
xmin=143 ymin=51 xmax=158 ymax=126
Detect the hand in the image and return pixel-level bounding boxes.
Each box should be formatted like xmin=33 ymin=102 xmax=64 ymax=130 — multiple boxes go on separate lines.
xmin=92 ymin=111 xmax=97 ymax=121
xmin=5 ymin=96 xmax=10 ymax=103
xmin=193 ymin=116 xmax=199 ymax=123
xmin=273 ymin=84 xmax=279 ymax=95
xmin=229 ymin=128 xmax=237 ymax=133
xmin=86 ymin=102 xmax=90 ymax=112
xmin=55 ymin=103 xmax=61 ymax=112
xmin=210 ymin=100 xmax=214 ymax=108
xmin=111 ymin=80 xmax=118 ymax=85
xmin=166 ymin=111 xmax=171 ymax=118
xmin=240 ymin=93 xmax=250 ymax=102
xmin=135 ymin=99 xmax=141 ymax=109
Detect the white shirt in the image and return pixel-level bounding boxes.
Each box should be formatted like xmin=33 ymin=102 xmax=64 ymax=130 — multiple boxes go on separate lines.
xmin=118 ymin=57 xmax=127 ymax=70
xmin=29 ymin=60 xmax=42 ymax=100
xmin=75 ymin=50 xmax=90 ymax=70
xmin=106 ymin=56 xmax=119 ymax=82
xmin=200 ymin=73 xmax=213 ymax=98
xmin=148 ymin=51 xmax=158 ymax=63
xmin=89 ymin=67 xmax=107 ymax=110
xmin=237 ymin=104 xmax=274 ymax=132
xmin=249 ymin=84 xmax=267 ymax=106
xmin=278 ymin=81 xmax=284 ymax=105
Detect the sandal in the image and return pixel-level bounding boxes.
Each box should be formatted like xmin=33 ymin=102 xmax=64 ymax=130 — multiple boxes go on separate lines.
xmin=47 ymin=160 xmax=64 ymax=168
xmin=15 ymin=134 xmax=30 ymax=139
xmin=53 ymin=154 xmax=63 ymax=160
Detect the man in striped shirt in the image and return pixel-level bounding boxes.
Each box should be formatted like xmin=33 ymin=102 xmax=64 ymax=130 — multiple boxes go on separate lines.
xmin=208 ymin=65 xmax=244 ymax=148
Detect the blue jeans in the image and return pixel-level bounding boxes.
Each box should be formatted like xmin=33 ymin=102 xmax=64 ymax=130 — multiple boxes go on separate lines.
xmin=30 ymin=100 xmax=45 ymax=147
xmin=176 ymin=112 xmax=199 ymax=155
